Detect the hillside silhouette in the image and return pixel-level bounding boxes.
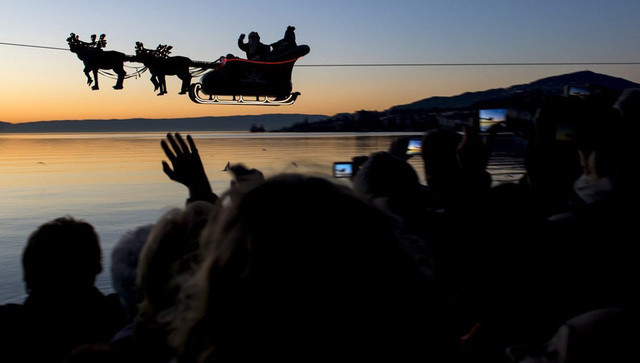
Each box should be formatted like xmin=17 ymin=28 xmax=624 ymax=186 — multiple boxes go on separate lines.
xmin=0 ymin=114 xmax=328 ymax=133
xmin=277 ymin=70 xmax=639 ymax=132
xmin=392 ymin=70 xmax=639 ymax=111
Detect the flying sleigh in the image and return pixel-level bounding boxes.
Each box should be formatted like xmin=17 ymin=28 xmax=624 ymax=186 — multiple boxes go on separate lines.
xmin=189 ymin=45 xmax=310 ymax=106
xmin=67 ymin=28 xmax=310 ymax=106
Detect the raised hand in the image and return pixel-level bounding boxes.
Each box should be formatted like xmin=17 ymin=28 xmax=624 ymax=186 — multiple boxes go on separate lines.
xmin=161 ymin=132 xmax=217 ymax=204
xmin=388 ymin=137 xmax=412 ymax=161
xmin=350 ymin=155 xmax=369 ymax=179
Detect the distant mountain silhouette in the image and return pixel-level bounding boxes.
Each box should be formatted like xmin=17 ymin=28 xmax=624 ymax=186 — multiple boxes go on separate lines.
xmin=275 ymin=70 xmax=639 ymax=133
xmin=390 ymin=70 xmax=640 ymax=112
xmin=0 ymin=114 xmax=329 ymax=133
xmin=0 ymin=121 xmax=11 ymax=131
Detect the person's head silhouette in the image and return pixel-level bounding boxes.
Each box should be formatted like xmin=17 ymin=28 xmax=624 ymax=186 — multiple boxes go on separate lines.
xmin=22 ymin=216 xmax=102 ymax=296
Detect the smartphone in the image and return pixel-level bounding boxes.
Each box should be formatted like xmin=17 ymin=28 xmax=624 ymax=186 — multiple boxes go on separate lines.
xmin=565 ymin=85 xmax=591 ymax=97
xmin=333 ymin=162 xmax=354 ymax=178
xmin=478 ymin=108 xmax=507 ymax=132
xmin=555 ymin=122 xmax=576 ymax=142
xmin=406 ymin=138 xmax=422 ymax=156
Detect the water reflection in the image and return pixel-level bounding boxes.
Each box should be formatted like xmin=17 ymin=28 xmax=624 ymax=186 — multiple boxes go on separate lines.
xmin=0 ymin=131 xmax=524 ymax=304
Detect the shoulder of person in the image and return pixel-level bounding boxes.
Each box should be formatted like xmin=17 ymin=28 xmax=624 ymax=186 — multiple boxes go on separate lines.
xmin=0 ymin=302 xmax=27 ymax=316
xmin=0 ymin=303 xmax=30 ymax=338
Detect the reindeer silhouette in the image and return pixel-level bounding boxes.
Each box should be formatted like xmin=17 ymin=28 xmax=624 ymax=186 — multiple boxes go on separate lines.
xmin=67 ymin=33 xmax=131 ymax=90
xmin=134 ymin=42 xmax=193 ymax=95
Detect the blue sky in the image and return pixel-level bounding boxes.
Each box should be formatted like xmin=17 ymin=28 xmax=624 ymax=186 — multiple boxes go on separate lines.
xmin=1 ymin=0 xmax=639 ymax=122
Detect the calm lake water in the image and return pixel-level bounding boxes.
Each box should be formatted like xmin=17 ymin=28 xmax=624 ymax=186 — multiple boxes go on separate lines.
xmin=0 ymin=131 xmax=525 ymax=304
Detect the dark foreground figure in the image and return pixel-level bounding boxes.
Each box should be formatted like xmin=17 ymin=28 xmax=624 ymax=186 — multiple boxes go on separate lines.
xmin=0 ymin=216 xmax=126 ymax=363
xmin=170 ymin=173 xmax=449 ymax=363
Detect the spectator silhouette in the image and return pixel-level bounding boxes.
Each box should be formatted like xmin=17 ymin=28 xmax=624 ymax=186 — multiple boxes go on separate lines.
xmin=550 ymin=102 xmax=637 ymax=311
xmin=351 ymin=150 xmax=437 ymax=281
xmin=415 ymin=123 xmax=582 ymax=362
xmin=611 ymin=87 xmax=640 ymax=196
xmin=417 ymin=127 xmax=493 ymax=288
xmin=613 ymin=88 xmax=640 ymax=124
xmin=352 ymin=151 xmax=423 ymax=220
xmin=506 ymin=307 xmax=640 ymax=363
xmin=458 ymin=94 xmax=636 ymax=363
xmin=0 ymin=216 xmax=126 ymax=363
xmin=110 ymin=223 xmax=154 ymax=322
xmin=519 ymin=95 xmax=584 ymax=219
xmin=420 ymin=126 xmax=492 ymax=217
xmin=105 ymin=202 xmax=214 ymax=363
xmin=170 ymin=173 xmax=448 ymax=363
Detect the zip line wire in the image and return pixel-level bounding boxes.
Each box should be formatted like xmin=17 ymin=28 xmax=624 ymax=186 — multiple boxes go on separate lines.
xmin=295 ymin=62 xmax=640 ymax=67
xmin=0 ymin=41 xmax=68 ymax=51
xmin=2 ymin=41 xmax=640 ymax=67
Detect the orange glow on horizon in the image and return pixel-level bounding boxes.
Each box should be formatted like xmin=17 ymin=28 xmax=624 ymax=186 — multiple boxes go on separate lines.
xmin=3 ymin=61 xmax=639 ymax=124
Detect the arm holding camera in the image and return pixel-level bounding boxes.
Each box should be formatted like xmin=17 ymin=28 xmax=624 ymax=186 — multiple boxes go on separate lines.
xmin=455 ymin=117 xmax=494 ymax=193
xmin=458 ymin=115 xmax=500 ymax=173
xmin=351 ymin=155 xmax=369 ymax=179
xmin=388 ymin=137 xmax=412 ymax=161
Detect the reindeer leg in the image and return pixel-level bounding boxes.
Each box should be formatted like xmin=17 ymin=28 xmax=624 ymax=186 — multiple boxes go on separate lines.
xmin=113 ymin=67 xmax=125 ymax=90
xmin=151 ymin=75 xmax=160 ymax=91
xmin=157 ymin=75 xmax=166 ymax=95
xmin=91 ymin=69 xmax=99 ymax=90
xmin=179 ymin=75 xmax=191 ymax=94
xmin=84 ymin=67 xmax=94 ymax=88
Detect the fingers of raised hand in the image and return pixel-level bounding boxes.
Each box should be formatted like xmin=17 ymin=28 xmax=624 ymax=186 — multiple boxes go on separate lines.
xmin=166 ymin=133 xmax=184 ymax=157
xmin=161 ymin=139 xmax=177 ymax=163
xmin=186 ymin=134 xmax=198 ymax=154
xmin=175 ymin=133 xmax=190 ymax=154
xmin=162 ymin=160 xmax=176 ymax=180
xmin=163 ymin=132 xmax=198 ymax=159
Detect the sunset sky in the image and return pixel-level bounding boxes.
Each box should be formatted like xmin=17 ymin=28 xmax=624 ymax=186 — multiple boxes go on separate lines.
xmin=1 ymin=0 xmax=639 ymax=124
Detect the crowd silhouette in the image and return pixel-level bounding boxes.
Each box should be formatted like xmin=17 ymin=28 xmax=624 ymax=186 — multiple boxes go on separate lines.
xmin=0 ymin=87 xmax=638 ymax=362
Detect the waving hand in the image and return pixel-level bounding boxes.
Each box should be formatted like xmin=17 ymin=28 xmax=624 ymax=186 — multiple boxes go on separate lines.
xmin=161 ymin=132 xmax=217 ymax=204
